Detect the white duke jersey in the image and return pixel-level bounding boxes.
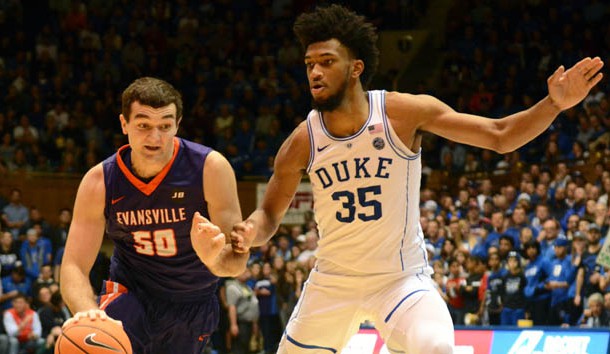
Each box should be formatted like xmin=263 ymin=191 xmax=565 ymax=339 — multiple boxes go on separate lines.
xmin=306 ymin=90 xmax=431 ymax=275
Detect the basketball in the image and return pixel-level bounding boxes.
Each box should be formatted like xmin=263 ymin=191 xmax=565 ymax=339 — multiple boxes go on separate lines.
xmin=55 ymin=317 xmax=132 ymax=354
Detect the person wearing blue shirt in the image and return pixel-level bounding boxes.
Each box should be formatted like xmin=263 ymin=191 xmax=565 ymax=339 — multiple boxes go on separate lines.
xmin=539 ymin=219 xmax=564 ymax=261
xmin=546 ymin=236 xmax=576 ymax=325
xmin=1 ymin=189 xmax=29 ymax=240
xmin=19 ymin=228 xmax=53 ymax=282
xmin=504 ymin=206 xmax=538 ymax=250
xmin=0 ymin=265 xmax=32 ymax=310
xmin=485 ymin=251 xmax=507 ymax=325
xmin=485 ymin=210 xmax=507 ymax=249
xmin=575 ymin=224 xmax=604 ymax=309
xmin=523 ymin=240 xmax=551 ymax=325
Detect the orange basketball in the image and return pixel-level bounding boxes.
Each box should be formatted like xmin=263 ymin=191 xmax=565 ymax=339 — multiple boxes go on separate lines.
xmin=55 ymin=317 xmax=132 ymax=354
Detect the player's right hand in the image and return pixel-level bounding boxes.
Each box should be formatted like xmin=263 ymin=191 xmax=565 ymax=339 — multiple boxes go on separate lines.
xmin=63 ymin=309 xmax=123 ymax=328
xmin=191 ymin=211 xmax=226 ymax=267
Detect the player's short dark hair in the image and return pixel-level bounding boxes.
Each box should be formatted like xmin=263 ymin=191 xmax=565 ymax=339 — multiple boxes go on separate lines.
xmin=293 ymin=4 xmax=379 ymax=88
xmin=121 ymin=77 xmax=183 ymax=122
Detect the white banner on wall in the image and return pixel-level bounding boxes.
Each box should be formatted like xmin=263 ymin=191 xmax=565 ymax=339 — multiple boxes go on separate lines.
xmin=256 ymin=182 xmax=313 ymax=225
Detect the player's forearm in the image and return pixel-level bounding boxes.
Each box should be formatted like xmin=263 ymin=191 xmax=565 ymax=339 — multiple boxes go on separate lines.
xmin=60 ymin=263 xmax=98 ymax=313
xmin=494 ymin=96 xmax=561 ymax=153
xmin=249 ymin=209 xmax=281 ymax=247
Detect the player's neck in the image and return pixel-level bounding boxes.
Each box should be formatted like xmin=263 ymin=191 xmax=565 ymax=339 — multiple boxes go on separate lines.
xmin=130 ymin=151 xmax=173 ymax=179
xmin=322 ymin=89 xmax=369 ymax=137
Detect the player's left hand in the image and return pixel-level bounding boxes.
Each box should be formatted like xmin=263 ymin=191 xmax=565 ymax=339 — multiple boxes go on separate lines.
xmin=63 ymin=309 xmax=123 ymax=328
xmin=191 ymin=212 xmax=226 ymax=267
xmin=230 ymin=220 xmax=255 ymax=254
xmin=548 ymin=56 xmax=604 ymax=111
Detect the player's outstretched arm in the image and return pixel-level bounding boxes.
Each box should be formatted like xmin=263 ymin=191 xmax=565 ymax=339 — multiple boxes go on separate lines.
xmin=397 ymin=57 xmax=604 ymax=154
xmin=60 ymin=164 xmax=120 ymax=326
xmin=231 ymin=122 xmax=310 ymax=253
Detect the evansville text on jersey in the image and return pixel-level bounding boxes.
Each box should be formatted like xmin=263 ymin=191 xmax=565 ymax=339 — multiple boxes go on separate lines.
xmin=115 ymin=207 xmax=187 ymax=226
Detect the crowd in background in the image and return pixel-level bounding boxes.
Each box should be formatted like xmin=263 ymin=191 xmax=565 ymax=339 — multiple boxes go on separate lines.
xmin=0 ymin=0 xmax=426 ymax=180
xmin=2 ymin=0 xmax=610 ymax=353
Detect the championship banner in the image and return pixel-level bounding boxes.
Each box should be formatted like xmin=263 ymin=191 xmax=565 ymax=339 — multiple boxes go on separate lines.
xmin=256 ymin=182 xmax=313 ymax=225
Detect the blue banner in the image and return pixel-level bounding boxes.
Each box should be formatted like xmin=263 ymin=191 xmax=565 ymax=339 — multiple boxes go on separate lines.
xmin=490 ymin=329 xmax=609 ymax=354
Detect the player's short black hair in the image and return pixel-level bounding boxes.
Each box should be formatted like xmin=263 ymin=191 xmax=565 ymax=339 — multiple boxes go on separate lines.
xmin=122 ymin=77 xmax=183 ymax=122
xmin=293 ymin=4 xmax=379 ymax=88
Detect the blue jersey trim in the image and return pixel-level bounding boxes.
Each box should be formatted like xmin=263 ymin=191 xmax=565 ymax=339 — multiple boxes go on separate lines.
xmin=306 ymin=118 xmax=316 ymax=173
xmin=380 ymin=90 xmax=421 ymax=160
xmin=399 ymin=162 xmax=409 ymax=271
xmin=384 ymin=289 xmax=429 ymax=322
xmin=286 ymin=335 xmax=337 ymax=353
xmin=318 ymin=91 xmax=373 ymax=141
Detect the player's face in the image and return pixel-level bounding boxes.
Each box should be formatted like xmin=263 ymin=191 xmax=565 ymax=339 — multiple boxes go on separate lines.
xmin=304 ymin=39 xmax=354 ymax=111
xmin=120 ymin=101 xmax=180 ymax=164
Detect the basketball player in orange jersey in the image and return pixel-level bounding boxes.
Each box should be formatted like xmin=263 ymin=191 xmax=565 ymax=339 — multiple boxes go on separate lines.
xmin=60 ymin=77 xmax=254 ymax=354
xmin=231 ymin=5 xmax=604 ymax=353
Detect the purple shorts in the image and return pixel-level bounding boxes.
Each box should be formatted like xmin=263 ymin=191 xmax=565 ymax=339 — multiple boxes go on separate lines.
xmin=99 ymin=280 xmax=219 ymax=354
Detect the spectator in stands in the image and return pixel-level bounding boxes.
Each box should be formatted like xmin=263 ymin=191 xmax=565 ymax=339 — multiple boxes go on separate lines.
xmin=565 ymin=214 xmax=581 ymax=240
xmin=561 ymin=186 xmax=587 ymax=230
xmin=1 ymin=189 xmax=29 ymax=240
xmin=19 ymin=207 xmax=51 ymax=238
xmin=505 ymin=205 xmax=535 ymax=249
xmin=463 ymin=254 xmax=485 ymax=325
xmin=575 ymin=224 xmax=604 ymax=309
xmin=20 ymin=228 xmax=52 ymax=282
xmin=501 ymin=251 xmax=527 ymax=325
xmin=49 ymin=207 xmax=70 ymax=254
xmin=530 ymin=203 xmax=551 ymax=233
xmin=37 ymin=291 xmax=70 ymax=354
xmin=498 ymin=234 xmax=515 ymax=264
xmin=32 ymin=285 xmax=52 ymax=311
xmin=484 ymin=251 xmax=506 ymax=325
xmin=539 ymin=219 xmax=562 ymax=260
xmin=255 ymin=262 xmax=282 ymax=354
xmin=0 ymin=231 xmax=19 ymax=278
xmin=570 ymin=230 xmax=588 ymax=270
xmin=486 ymin=209 xmax=507 ymax=249
xmin=578 ymin=292 xmax=609 ymax=327
xmin=546 ymin=236 xmax=576 ymax=325
xmin=1 ymin=265 xmax=31 ymax=310
xmin=425 ymin=219 xmax=445 ymax=256
xmin=523 ymin=240 xmax=552 ymax=325
xmin=226 ymin=268 xmax=259 ymax=354
xmin=446 ymin=257 xmax=467 ymax=325
xmin=296 ymin=231 xmax=318 ymax=266
xmin=31 ymin=264 xmax=56 ymax=302
xmin=3 ymin=293 xmax=44 ymax=354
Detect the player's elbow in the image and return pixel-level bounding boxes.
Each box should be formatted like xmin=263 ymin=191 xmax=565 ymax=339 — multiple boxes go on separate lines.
xmin=494 ymin=145 xmax=517 ymax=155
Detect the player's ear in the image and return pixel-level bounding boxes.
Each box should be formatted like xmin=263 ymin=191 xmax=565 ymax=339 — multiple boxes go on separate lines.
xmin=119 ymin=114 xmax=128 ymax=135
xmin=352 ymin=59 xmax=364 ymax=79
xmin=176 ymin=116 xmax=182 ymax=127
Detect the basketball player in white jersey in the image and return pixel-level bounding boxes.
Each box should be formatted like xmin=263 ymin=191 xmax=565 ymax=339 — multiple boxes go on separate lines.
xmin=231 ymin=5 xmax=604 ymax=354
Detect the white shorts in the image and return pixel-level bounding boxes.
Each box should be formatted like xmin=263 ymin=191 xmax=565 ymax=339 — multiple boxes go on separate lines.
xmin=280 ymin=263 xmax=436 ymax=353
